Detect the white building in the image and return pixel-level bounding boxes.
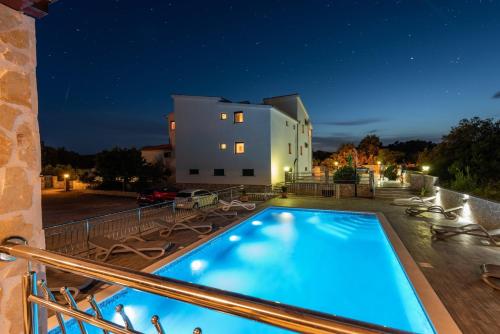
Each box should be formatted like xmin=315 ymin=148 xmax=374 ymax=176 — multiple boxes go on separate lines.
xmin=170 ymin=94 xmax=312 ymax=186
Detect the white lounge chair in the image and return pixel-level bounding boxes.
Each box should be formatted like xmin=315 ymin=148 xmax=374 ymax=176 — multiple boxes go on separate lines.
xmin=89 ymin=236 xmax=173 ymax=262
xmin=405 ymin=205 xmax=463 ymax=220
xmin=46 ymin=268 xmax=94 ymax=300
xmin=219 ymin=199 xmax=256 ymax=211
xmin=430 ymin=223 xmax=500 ymax=246
xmin=153 ymin=217 xmax=213 ymax=238
xmin=392 ymin=196 xmax=436 ymax=207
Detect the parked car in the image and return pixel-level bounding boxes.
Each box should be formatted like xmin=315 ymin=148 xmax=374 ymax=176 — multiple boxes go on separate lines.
xmin=174 ymin=189 xmax=218 ymax=209
xmin=137 ymin=187 xmax=179 ymax=206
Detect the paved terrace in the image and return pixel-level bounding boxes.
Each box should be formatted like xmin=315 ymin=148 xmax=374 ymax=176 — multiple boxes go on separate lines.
xmin=47 ymin=196 xmax=499 ymax=333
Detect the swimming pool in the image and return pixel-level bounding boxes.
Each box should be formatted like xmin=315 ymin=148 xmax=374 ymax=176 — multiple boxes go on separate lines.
xmin=50 ymin=207 xmax=436 ymax=333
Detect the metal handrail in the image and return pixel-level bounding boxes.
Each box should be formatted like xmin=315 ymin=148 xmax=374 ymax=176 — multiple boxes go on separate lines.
xmin=0 ymin=241 xmax=406 ymax=334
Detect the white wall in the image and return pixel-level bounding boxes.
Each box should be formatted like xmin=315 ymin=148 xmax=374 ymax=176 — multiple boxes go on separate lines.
xmin=270 ymin=109 xmax=298 ymax=184
xmin=174 ymin=96 xmax=272 ymax=185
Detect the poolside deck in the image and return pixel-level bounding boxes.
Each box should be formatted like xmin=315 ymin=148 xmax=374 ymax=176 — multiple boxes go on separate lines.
xmin=47 ymin=196 xmax=499 ymax=333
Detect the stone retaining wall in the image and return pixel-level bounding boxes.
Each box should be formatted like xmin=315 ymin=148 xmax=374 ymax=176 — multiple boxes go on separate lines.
xmin=436 ymin=187 xmax=500 ymax=230
xmin=0 ymin=4 xmax=45 ymax=332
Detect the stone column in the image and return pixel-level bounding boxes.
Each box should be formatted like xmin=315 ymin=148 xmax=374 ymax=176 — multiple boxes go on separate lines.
xmin=0 ymin=3 xmax=45 ymax=333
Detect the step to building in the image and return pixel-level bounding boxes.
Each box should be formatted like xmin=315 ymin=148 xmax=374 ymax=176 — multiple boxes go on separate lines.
xmin=374 ymin=187 xmax=417 ymax=199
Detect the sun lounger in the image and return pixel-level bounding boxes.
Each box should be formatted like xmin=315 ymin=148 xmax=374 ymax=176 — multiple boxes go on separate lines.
xmin=405 ymin=205 xmax=463 ymax=220
xmin=481 ymin=264 xmax=500 ymax=290
xmin=392 ymin=196 xmax=436 ymax=207
xmin=89 ymin=236 xmax=173 ymax=262
xmin=430 ymin=223 xmax=500 ymax=246
xmin=219 ymin=199 xmax=256 ymax=211
xmin=153 ymin=217 xmax=213 ymax=238
xmin=46 ymin=268 xmax=94 ymax=300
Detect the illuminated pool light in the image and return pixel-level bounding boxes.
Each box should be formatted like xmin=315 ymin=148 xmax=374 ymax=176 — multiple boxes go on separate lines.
xmin=251 ymin=220 xmax=262 ymax=226
xmin=229 ymin=235 xmax=241 ymax=242
xmin=190 ymin=260 xmax=206 ymax=271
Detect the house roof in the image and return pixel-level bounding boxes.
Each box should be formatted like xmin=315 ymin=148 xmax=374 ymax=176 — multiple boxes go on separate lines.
xmin=141 ymin=144 xmax=172 ymax=151
xmin=0 ymin=0 xmax=57 ymax=18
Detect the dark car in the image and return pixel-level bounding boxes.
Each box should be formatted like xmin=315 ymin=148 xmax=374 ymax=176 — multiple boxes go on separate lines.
xmin=137 ymin=187 xmax=179 ymax=206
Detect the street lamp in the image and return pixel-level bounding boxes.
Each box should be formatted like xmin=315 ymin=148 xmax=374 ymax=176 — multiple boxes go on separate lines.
xmin=377 ymin=161 xmax=382 ymax=181
xmin=422 ymin=165 xmax=430 ymax=173
xmin=63 ymin=173 xmax=70 ymax=192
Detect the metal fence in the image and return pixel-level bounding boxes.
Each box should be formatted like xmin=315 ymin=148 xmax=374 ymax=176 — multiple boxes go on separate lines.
xmin=44 ymin=186 xmax=276 ymax=257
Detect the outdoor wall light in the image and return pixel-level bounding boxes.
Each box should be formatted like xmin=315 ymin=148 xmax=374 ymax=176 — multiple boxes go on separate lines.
xmin=334 ymin=161 xmax=339 ymax=166
xmin=435 ymin=186 xmax=440 ymax=192
xmin=283 ymin=166 xmax=291 ymax=172
xmin=63 ymin=173 xmax=69 ymax=178
xmin=463 ymin=194 xmax=469 ymax=202
xmin=377 ymin=161 xmax=381 ymax=165
xmin=422 ymin=165 xmax=430 ymax=172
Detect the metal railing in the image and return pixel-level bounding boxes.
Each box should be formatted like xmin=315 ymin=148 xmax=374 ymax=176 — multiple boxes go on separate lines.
xmin=0 ymin=237 xmax=406 ymax=334
xmin=44 ymin=186 xmax=275 ymax=257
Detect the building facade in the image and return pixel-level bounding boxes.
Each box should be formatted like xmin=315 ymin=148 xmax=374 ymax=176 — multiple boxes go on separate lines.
xmin=171 ymin=94 xmax=312 ymax=186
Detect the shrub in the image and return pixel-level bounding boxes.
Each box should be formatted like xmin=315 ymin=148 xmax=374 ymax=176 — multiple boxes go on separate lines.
xmin=383 ymin=165 xmax=398 ymax=180
xmin=333 ymin=166 xmax=357 ymax=183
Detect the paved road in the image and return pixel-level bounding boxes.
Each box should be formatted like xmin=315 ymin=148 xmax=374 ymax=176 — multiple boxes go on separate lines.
xmin=42 ymin=189 xmax=138 ymax=228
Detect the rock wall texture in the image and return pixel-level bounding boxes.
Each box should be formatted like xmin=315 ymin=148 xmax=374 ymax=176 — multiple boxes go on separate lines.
xmin=0 ymin=4 xmax=45 ymax=333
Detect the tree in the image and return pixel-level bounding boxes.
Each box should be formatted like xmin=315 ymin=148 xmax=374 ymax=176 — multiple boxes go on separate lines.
xmin=387 ymin=140 xmax=436 ymax=164
xmin=377 ymin=148 xmax=404 ymax=165
xmin=95 ymin=147 xmax=145 ymax=190
xmin=357 ymin=135 xmax=382 ymax=164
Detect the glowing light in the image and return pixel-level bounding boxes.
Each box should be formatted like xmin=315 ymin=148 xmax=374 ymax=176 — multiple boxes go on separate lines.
xmin=463 ymin=194 xmax=469 ymax=201
xmin=279 ymin=212 xmax=293 ymax=220
xmin=190 ymin=260 xmax=206 ymax=271
xmin=63 ymin=173 xmax=69 ymax=179
xmin=377 ymin=161 xmax=381 ymax=165
xmin=435 ymin=186 xmax=440 ymax=192
xmin=283 ymin=166 xmax=291 ymax=172
xmin=251 ymin=220 xmax=262 ymax=226
xmin=229 ymin=235 xmax=241 ymax=242
xmin=422 ymin=165 xmax=430 ymax=172
xmin=334 ymin=161 xmax=339 ymax=166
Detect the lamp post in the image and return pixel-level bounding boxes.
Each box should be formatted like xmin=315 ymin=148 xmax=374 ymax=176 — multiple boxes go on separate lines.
xmin=421 ymin=165 xmax=430 ymax=194
xmin=63 ymin=173 xmax=69 ymax=192
xmin=377 ymin=161 xmax=382 ymax=182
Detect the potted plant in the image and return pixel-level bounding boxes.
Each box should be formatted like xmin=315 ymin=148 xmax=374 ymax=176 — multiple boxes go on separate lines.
xmin=281 ymin=185 xmax=288 ymax=198
xmin=239 ymin=188 xmax=249 ymax=202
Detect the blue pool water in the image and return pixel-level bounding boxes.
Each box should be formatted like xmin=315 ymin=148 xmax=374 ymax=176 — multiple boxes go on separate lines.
xmin=51 ymin=207 xmax=435 ymax=334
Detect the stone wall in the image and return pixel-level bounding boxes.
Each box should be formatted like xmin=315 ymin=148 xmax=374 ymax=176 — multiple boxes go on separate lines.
xmin=436 ymin=187 xmax=500 ymax=230
xmin=0 ymin=4 xmax=45 ymax=333
xmin=409 ymin=173 xmax=438 ymax=193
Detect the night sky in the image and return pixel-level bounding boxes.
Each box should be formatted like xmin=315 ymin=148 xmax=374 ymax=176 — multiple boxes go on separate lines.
xmin=37 ymin=0 xmax=500 ymax=154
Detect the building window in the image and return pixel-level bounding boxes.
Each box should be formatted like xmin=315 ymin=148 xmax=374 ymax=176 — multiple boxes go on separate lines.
xmin=305 ymin=142 xmax=309 ymax=148
xmin=219 ymin=143 xmax=227 ymax=150
xmin=235 ymin=142 xmax=245 ymax=154
xmin=170 ymin=121 xmax=176 ymax=130
xmin=242 ymin=169 xmax=254 ymax=176
xmin=300 ymin=145 xmax=303 ymax=155
xmin=214 ymin=169 xmax=225 ymax=176
xmin=189 ymin=169 xmax=199 ymax=175
xmin=285 ymin=120 xmax=288 ymax=127
xmin=288 ymin=143 xmax=292 ymax=154
xmin=302 ymin=124 xmax=305 ymax=134
xmin=234 ymin=111 xmax=244 ymax=123
xmin=305 ymin=167 xmax=308 ymax=171
xmin=220 ymin=113 xmax=228 ymax=120
xmin=293 ymin=125 xmax=296 ymax=130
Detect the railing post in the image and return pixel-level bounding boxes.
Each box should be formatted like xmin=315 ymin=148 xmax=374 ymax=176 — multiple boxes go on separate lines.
xmin=137 ymin=207 xmax=142 ymax=234
xmin=22 ymin=271 xmax=38 ymax=334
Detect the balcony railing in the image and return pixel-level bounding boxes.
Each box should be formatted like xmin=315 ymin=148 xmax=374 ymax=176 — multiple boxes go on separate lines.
xmin=0 ymin=237 xmax=408 ymax=334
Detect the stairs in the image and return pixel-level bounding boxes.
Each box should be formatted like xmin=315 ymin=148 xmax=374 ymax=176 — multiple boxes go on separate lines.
xmin=374 ymin=186 xmax=417 ymax=199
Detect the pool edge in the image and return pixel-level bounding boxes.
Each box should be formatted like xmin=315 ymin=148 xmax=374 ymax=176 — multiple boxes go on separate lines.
xmin=376 ymin=212 xmax=462 ymax=334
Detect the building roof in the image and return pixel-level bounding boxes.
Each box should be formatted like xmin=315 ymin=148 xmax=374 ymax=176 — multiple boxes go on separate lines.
xmin=0 ymin=0 xmax=56 ymax=18
xmin=141 ymin=144 xmax=172 ymax=151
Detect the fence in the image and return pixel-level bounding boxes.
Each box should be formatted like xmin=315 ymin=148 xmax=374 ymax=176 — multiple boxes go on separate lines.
xmin=284 ymin=171 xmax=375 ymax=198
xmin=44 ymin=186 xmax=276 ymax=257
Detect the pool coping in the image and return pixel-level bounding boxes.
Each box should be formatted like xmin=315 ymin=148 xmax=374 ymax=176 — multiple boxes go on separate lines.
xmin=48 ymin=206 xmax=462 ymax=333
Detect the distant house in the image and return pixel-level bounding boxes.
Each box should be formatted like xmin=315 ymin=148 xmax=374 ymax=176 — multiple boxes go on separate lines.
xmin=169 ymin=93 xmax=312 ymax=186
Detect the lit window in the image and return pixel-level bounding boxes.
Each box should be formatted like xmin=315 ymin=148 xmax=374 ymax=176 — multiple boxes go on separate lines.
xmin=288 ymin=143 xmax=292 ymax=154
xmin=220 ymin=113 xmax=228 ymax=120
xmin=214 ymin=169 xmax=225 ymax=176
xmin=300 ymin=145 xmax=303 ymax=155
xmin=235 ymin=142 xmax=245 ymax=154
xmin=242 ymin=169 xmax=254 ymax=176
xmin=234 ymin=111 xmax=244 ymax=123
xmin=189 ymin=169 xmax=199 ymax=175
xmin=220 ymin=143 xmax=227 ymax=150
xmin=170 ymin=121 xmax=176 ymax=130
